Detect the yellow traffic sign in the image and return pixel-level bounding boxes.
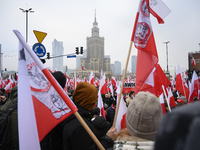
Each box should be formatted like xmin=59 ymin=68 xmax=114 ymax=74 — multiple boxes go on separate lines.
xmin=33 ymin=30 xmax=47 ymax=43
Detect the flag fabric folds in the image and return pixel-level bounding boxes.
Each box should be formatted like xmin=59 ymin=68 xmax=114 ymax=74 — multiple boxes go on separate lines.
xmin=188 ymin=70 xmax=199 ymax=102
xmin=132 ymin=0 xmax=159 ymax=94
xmin=14 ymin=30 xmax=77 ymax=149
xmin=175 ymin=64 xmax=189 ymax=99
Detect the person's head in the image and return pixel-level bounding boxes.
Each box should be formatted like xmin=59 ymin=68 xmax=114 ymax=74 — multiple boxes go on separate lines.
xmin=126 ymin=91 xmax=162 ymax=141
xmin=52 ymin=71 xmax=66 ymax=89
xmin=73 ymin=82 xmax=98 ymax=111
xmin=114 ymin=92 xmax=117 ymax=97
xmin=93 ymin=107 xmax=100 ymax=118
xmin=105 ymin=93 xmax=109 ymax=98
xmin=180 ymin=96 xmax=187 ymax=104
xmin=129 ymin=91 xmax=135 ymax=97
xmin=193 ymin=97 xmax=199 ymax=102
xmin=0 ymin=88 xmax=5 ymax=95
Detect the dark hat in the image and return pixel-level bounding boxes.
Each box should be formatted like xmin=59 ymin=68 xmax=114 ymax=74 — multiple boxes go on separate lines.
xmin=73 ymin=82 xmax=97 ymax=111
xmin=52 ymin=71 xmax=66 ymax=89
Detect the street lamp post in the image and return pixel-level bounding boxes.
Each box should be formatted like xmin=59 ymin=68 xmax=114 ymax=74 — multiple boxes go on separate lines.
xmin=164 ymin=41 xmax=170 ymax=72
xmin=19 ymin=8 xmax=34 ymax=42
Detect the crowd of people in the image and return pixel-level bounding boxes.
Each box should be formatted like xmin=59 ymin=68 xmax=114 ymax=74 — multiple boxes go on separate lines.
xmin=1 ymin=71 xmax=200 ymax=150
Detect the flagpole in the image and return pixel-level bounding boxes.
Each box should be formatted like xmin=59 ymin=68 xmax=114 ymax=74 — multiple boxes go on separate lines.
xmin=112 ymin=2 xmax=140 ymax=127
xmin=162 ymin=85 xmax=171 ymax=112
xmin=13 ymin=30 xmax=105 ymax=150
xmin=113 ymin=41 xmax=133 ymax=127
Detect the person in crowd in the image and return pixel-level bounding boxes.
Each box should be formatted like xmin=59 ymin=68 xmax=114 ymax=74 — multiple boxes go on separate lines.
xmin=103 ymin=93 xmax=112 ymax=107
xmin=193 ymin=97 xmax=199 ymax=102
xmin=62 ymin=82 xmax=117 ymax=150
xmin=91 ymin=107 xmax=112 ymax=138
xmin=0 ymin=86 xmax=18 ymax=150
xmin=176 ymin=98 xmax=185 ymax=108
xmin=113 ymin=92 xmax=118 ymax=102
xmin=179 ymin=93 xmax=188 ymax=104
xmin=125 ymin=91 xmax=135 ymax=106
xmin=0 ymin=88 xmax=9 ymax=107
xmin=113 ymin=91 xmax=162 ymax=150
xmin=107 ymin=100 xmax=116 ymax=126
xmin=104 ymin=103 xmax=112 ymax=123
xmin=154 ymin=100 xmax=200 ymax=150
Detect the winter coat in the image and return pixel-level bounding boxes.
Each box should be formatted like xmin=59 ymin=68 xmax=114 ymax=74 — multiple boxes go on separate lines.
xmin=92 ymin=116 xmax=111 ymax=138
xmin=62 ymin=103 xmax=114 ymax=150
xmin=0 ymin=86 xmax=18 ymax=149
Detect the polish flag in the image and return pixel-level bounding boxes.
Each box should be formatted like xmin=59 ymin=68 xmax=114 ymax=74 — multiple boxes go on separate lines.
xmin=89 ymin=71 xmax=95 ymax=85
xmin=188 ymin=70 xmax=199 ymax=102
xmin=82 ymin=65 xmax=87 ymax=71
xmin=14 ymin=30 xmax=77 ymax=150
xmin=175 ymin=64 xmax=189 ymax=99
xmin=97 ymin=74 xmax=106 ymax=118
xmin=149 ymin=0 xmax=171 ymax=24
xmin=192 ymin=57 xmax=196 ymax=66
xmin=132 ymin=0 xmax=159 ymax=94
xmin=167 ymin=87 xmax=176 ymax=108
xmin=159 ymin=93 xmax=166 ymax=115
xmin=115 ymin=94 xmax=127 ymax=133
xmin=111 ymin=76 xmax=117 ymax=87
xmin=84 ymin=77 xmax=87 ymax=82
xmin=109 ymin=84 xmax=114 ymax=97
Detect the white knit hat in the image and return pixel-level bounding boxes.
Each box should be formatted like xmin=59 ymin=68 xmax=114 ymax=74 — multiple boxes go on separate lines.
xmin=126 ymin=91 xmax=162 ymax=141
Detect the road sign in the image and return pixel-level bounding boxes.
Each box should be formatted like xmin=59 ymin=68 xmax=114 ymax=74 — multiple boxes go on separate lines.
xmin=33 ymin=30 xmax=47 ymax=43
xmin=67 ymin=55 xmax=76 ymax=58
xmin=32 ymin=43 xmax=46 ymax=57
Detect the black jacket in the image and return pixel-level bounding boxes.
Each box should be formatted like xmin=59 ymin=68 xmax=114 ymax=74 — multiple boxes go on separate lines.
xmin=92 ymin=116 xmax=111 ymax=138
xmin=62 ymin=103 xmax=113 ymax=150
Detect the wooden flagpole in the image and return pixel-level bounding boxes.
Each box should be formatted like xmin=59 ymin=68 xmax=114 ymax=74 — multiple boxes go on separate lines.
xmin=112 ymin=4 xmax=140 ymax=127
xmin=113 ymin=41 xmax=133 ymax=127
xmin=74 ymin=112 xmax=105 ymax=150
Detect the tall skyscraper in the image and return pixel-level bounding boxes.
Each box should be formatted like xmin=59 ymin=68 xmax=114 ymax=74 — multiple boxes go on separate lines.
xmin=81 ymin=11 xmax=110 ymax=73
xmin=131 ymin=55 xmax=137 ymax=73
xmin=52 ymin=39 xmax=64 ymax=72
xmin=114 ymin=61 xmax=121 ymax=75
xmin=111 ymin=64 xmax=114 ymax=74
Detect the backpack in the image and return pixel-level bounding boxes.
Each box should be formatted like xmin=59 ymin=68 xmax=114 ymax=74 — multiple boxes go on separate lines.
xmin=0 ymin=102 xmax=17 ymax=150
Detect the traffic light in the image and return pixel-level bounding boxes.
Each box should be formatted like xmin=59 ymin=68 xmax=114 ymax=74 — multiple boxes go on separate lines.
xmin=47 ymin=52 xmax=50 ymax=59
xmin=80 ymin=47 xmax=83 ymax=54
xmin=75 ymin=47 xmax=79 ymax=55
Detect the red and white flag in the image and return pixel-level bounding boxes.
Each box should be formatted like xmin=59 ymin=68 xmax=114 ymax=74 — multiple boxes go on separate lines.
xmin=82 ymin=65 xmax=87 ymax=71
xmin=188 ymin=70 xmax=199 ymax=102
xmin=89 ymin=71 xmax=95 ymax=85
xmin=175 ymin=64 xmax=189 ymax=99
xmin=97 ymin=74 xmax=106 ymax=118
xmin=167 ymin=87 xmax=176 ymax=108
xmin=115 ymin=94 xmax=127 ymax=133
xmin=192 ymin=57 xmax=196 ymax=66
xmin=132 ymin=0 xmax=159 ymax=94
xmin=149 ymin=0 xmax=171 ymax=24
xmin=159 ymin=93 xmax=166 ymax=115
xmin=14 ymin=30 xmax=77 ymax=149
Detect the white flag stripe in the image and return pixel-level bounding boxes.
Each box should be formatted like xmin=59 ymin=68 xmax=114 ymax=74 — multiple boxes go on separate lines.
xmin=18 ymin=42 xmax=41 ymax=150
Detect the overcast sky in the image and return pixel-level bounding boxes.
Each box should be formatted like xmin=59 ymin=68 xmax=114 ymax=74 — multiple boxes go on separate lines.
xmin=0 ymin=0 xmax=200 ymax=77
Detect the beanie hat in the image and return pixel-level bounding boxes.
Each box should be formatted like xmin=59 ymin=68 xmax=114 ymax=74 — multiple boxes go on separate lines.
xmin=52 ymin=71 xmax=66 ymax=89
xmin=126 ymin=91 xmax=162 ymax=141
xmin=73 ymin=82 xmax=97 ymax=111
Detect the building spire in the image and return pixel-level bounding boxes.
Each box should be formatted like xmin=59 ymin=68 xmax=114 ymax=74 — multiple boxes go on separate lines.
xmin=94 ymin=8 xmax=96 ymax=22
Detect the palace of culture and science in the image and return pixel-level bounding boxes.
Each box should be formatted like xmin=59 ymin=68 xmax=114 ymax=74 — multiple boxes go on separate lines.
xmin=75 ymin=13 xmax=111 ymax=78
